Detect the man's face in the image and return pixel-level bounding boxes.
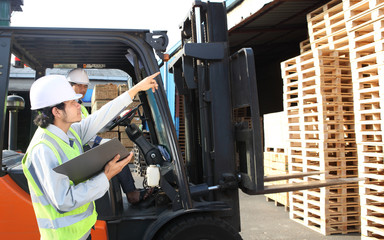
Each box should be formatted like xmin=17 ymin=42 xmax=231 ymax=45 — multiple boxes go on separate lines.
xmin=72 ymin=84 xmax=88 ymax=99
xmin=62 ymin=100 xmax=82 ymax=123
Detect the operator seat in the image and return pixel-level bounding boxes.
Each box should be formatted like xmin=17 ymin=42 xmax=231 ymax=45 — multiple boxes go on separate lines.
xmin=2 ymin=150 xmax=29 ymax=193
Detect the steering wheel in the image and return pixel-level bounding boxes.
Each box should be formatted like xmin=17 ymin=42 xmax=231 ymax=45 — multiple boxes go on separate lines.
xmin=109 ymin=103 xmax=142 ymax=130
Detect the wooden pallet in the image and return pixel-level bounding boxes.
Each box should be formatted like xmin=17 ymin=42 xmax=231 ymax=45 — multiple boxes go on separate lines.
xmin=345 ymin=1 xmax=384 ymax=31
xmin=307 ymin=0 xmax=343 ymax=35
xmin=349 ymin=34 xmax=384 ymax=56
xmin=307 ymin=0 xmax=350 ymax=51
xmin=300 ymin=38 xmax=311 ymax=53
xmin=350 ymin=52 xmax=380 ymax=70
xmin=307 ymin=0 xmax=343 ymax=25
xmin=343 ymin=0 xmax=384 ymax=14
xmin=265 ymin=195 xmax=289 ymax=211
xmin=290 ymin=185 xmax=361 ymax=235
xmin=361 ymin=206 xmax=384 ymax=238
xmin=310 ymin=27 xmax=349 ymax=51
xmin=264 ymin=151 xmax=289 ymax=210
xmin=347 ymin=18 xmax=384 ymax=58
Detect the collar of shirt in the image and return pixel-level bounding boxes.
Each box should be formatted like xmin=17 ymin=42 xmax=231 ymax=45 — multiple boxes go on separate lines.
xmin=46 ymin=124 xmax=71 ymax=146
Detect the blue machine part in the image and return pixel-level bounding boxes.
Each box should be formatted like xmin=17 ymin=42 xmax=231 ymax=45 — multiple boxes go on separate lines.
xmin=82 ymin=88 xmax=93 ymax=103
xmin=160 ymin=62 xmax=175 ymax=124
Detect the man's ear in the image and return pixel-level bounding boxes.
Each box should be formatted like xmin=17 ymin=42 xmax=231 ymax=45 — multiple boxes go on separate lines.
xmin=52 ymin=107 xmax=61 ymax=119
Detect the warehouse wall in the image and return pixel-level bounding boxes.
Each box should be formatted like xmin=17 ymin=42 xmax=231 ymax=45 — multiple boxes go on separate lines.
xmin=254 ymin=42 xmax=301 ymax=116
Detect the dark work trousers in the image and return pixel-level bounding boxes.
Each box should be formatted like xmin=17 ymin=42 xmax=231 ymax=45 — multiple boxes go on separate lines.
xmin=117 ymin=164 xmax=136 ymax=193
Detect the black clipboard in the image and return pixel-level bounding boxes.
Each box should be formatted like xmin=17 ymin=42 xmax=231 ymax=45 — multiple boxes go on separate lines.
xmin=53 ymin=138 xmax=130 ymax=184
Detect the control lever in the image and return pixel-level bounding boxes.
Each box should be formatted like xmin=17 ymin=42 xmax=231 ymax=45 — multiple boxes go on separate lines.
xmin=109 ymin=104 xmax=164 ymax=166
xmin=125 ymin=124 xmax=163 ymax=166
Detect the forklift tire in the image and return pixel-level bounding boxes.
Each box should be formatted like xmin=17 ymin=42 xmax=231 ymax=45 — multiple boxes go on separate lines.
xmin=155 ymin=215 xmax=243 ymax=240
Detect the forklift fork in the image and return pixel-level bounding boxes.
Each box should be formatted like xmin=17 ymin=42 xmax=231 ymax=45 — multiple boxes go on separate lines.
xmin=261 ymin=171 xmax=362 ymax=195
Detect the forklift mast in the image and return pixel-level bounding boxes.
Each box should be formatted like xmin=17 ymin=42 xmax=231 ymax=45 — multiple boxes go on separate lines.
xmin=169 ymin=0 xmax=361 ymax=212
xmin=170 ymin=1 xmax=244 ymax=229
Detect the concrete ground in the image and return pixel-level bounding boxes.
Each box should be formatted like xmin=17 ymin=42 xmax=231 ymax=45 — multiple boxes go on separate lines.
xmin=239 ymin=191 xmax=361 ymax=240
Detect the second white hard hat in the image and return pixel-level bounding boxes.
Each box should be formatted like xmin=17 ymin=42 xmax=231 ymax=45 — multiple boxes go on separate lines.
xmin=67 ymin=68 xmax=90 ymax=85
xmin=30 ymin=75 xmax=83 ymax=110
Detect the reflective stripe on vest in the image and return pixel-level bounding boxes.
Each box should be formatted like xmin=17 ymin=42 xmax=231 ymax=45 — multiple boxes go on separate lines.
xmin=80 ymin=104 xmax=89 ymax=119
xmin=22 ymin=127 xmax=97 ymax=240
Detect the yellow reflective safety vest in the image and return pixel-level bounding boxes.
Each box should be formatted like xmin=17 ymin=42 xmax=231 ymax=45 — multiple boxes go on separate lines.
xmin=80 ymin=104 xmax=93 ymax=150
xmin=22 ymin=127 xmax=97 ymax=240
xmin=80 ymin=104 xmax=89 ymax=119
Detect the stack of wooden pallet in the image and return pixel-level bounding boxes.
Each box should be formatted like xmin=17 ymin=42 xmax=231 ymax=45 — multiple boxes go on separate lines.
xmin=307 ymin=0 xmax=349 ymax=51
xmin=92 ymin=83 xmax=120 ymax=141
xmin=281 ymin=48 xmax=360 ymax=235
xmin=91 ymin=83 xmax=118 ymax=113
xmin=264 ymin=149 xmax=289 ymax=210
xmin=344 ymin=0 xmax=384 ymax=238
xmin=117 ymin=84 xmax=141 ymax=163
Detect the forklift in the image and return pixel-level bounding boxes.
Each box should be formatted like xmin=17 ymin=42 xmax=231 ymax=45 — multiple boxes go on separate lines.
xmin=0 ymin=1 xmax=359 ymax=239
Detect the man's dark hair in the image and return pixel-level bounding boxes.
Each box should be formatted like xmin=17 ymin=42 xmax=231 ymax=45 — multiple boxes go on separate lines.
xmin=33 ymin=102 xmax=65 ymax=128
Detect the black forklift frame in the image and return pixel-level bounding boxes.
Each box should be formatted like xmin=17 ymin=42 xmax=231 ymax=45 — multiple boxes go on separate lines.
xmin=0 ymin=27 xmax=195 ymax=208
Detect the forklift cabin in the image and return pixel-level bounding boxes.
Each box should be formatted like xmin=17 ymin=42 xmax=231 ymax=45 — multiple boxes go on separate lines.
xmin=0 ymin=1 xmax=360 ymax=239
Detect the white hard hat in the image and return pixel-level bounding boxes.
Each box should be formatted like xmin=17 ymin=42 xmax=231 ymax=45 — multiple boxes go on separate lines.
xmin=67 ymin=68 xmax=90 ymax=85
xmin=30 ymin=75 xmax=83 ymax=110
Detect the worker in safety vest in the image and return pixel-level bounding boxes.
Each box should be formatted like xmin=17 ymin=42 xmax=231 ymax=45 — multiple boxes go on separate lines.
xmin=67 ymin=69 xmax=101 ymax=149
xmin=67 ymin=68 xmax=90 ymax=118
xmin=67 ymin=68 xmax=154 ymax=205
xmin=22 ymin=72 xmax=159 ymax=240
